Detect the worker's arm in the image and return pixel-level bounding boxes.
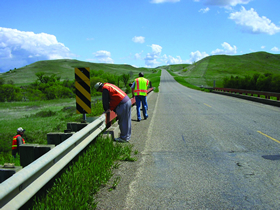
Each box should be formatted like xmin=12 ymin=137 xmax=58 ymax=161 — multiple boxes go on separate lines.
xmin=131 ymin=81 xmax=135 ymax=97
xmin=17 ymin=136 xmax=23 ymax=147
xmin=102 ymin=89 xmax=110 ymax=111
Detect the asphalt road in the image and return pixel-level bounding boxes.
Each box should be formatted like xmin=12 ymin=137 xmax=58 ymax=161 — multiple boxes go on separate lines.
xmin=96 ymin=69 xmax=280 ymax=209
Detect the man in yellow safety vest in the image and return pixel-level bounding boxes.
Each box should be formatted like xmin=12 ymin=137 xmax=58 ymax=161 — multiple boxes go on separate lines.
xmin=132 ymin=72 xmax=149 ymax=122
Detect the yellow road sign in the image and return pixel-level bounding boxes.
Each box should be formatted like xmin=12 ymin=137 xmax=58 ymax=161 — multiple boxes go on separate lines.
xmin=75 ymin=67 xmax=91 ymax=114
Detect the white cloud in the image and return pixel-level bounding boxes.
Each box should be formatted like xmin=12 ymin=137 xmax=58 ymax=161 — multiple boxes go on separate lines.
xmin=134 ymin=51 xmax=143 ymax=60
xmin=93 ymin=50 xmax=114 ymax=63
xmin=162 ymin=54 xmax=184 ymax=64
xmin=211 ymin=42 xmax=237 ymax=55
xmin=144 ymin=44 xmax=162 ymax=67
xmin=261 ymin=46 xmax=265 ymax=49
xmin=199 ymin=7 xmax=210 ymax=13
xmin=0 ymin=27 xmax=73 ymax=72
xmin=151 ymin=0 xmax=180 ymax=3
xmin=132 ymin=36 xmax=145 ymax=44
xmin=151 ymin=44 xmax=162 ymax=55
xmin=229 ymin=6 xmax=280 ymax=35
xmin=271 ymin=47 xmax=279 ymax=52
xmin=188 ymin=51 xmax=209 ymax=63
xmin=202 ymin=0 xmax=252 ymax=7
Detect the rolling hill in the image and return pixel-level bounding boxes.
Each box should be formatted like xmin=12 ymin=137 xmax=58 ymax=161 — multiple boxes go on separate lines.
xmin=1 ymin=51 xmax=280 ymax=88
xmin=0 ymin=59 xmax=154 ymax=86
xmin=159 ymin=51 xmax=280 ymax=87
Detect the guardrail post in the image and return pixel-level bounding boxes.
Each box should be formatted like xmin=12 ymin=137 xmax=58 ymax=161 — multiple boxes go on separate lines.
xmin=67 ymin=122 xmax=88 ymax=132
xmin=19 ymin=144 xmax=38 ymax=168
xmin=47 ymin=132 xmax=74 ymax=146
xmin=47 ymin=133 xmax=61 ymax=146
xmin=0 ymin=164 xmax=22 ymax=183
xmin=20 ymin=144 xmax=55 ymax=168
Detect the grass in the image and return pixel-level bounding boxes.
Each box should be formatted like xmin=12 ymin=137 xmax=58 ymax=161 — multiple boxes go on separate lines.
xmin=23 ymin=136 xmax=137 ymax=210
xmin=0 ymin=96 xmax=139 ymax=209
xmin=167 ymin=70 xmax=210 ymax=92
xmin=146 ymin=69 xmax=161 ymax=92
xmin=0 ymin=59 xmax=158 ymax=86
xmin=0 ymin=60 xmax=160 ymax=209
xmin=0 ymin=97 xmax=104 ymax=163
xmin=160 ymin=51 xmax=280 ymax=88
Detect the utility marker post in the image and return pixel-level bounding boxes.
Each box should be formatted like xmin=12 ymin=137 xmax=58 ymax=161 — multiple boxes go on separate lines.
xmin=75 ymin=67 xmax=91 ymax=122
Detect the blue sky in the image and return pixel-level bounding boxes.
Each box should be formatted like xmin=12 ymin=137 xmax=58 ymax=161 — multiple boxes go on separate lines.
xmin=0 ymin=0 xmax=280 ymax=72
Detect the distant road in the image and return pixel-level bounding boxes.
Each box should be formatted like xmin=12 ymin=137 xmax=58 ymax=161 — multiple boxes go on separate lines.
xmin=124 ymin=69 xmax=280 ymax=209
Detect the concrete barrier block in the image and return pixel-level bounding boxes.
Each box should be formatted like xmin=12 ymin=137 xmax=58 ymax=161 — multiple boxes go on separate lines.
xmin=60 ymin=132 xmax=74 ymax=142
xmin=47 ymin=132 xmax=62 ymax=146
xmin=77 ymin=123 xmax=88 ymax=131
xmin=19 ymin=144 xmax=55 ymax=167
xmin=0 ymin=164 xmax=22 ymax=183
xmin=19 ymin=144 xmax=38 ymax=168
xmin=34 ymin=144 xmax=55 ymax=160
xmin=67 ymin=122 xmax=78 ymax=132
xmin=103 ymin=124 xmax=119 ymax=140
xmin=67 ymin=122 xmax=88 ymax=132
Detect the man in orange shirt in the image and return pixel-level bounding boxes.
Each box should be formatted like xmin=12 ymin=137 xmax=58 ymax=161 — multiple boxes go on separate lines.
xmin=95 ymin=82 xmax=131 ymax=143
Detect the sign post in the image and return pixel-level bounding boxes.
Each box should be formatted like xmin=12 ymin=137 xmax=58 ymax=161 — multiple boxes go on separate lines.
xmin=75 ymin=67 xmax=91 ymax=122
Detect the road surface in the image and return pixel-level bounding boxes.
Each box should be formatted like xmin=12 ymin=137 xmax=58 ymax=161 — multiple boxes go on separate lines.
xmin=96 ymin=69 xmax=280 ymax=209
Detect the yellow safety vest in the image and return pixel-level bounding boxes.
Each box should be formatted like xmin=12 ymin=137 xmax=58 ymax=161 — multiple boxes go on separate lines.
xmin=134 ymin=77 xmax=149 ymax=96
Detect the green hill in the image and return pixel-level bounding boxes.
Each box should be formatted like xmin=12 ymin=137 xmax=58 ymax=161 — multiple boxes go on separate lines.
xmin=0 ymin=59 xmax=153 ymax=86
xmin=160 ymin=51 xmax=280 ymax=87
xmin=1 ymin=52 xmax=280 ymax=88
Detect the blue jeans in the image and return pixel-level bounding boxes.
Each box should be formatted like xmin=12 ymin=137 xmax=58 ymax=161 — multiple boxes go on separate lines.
xmin=135 ymin=95 xmax=148 ymax=120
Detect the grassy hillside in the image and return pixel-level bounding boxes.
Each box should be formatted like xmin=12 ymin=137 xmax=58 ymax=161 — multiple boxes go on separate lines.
xmin=0 ymin=59 xmax=154 ymax=86
xmin=160 ymin=52 xmax=280 ymax=88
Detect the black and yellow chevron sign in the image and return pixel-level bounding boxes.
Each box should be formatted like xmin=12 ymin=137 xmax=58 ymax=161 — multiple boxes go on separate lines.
xmin=75 ymin=67 xmax=91 ymax=114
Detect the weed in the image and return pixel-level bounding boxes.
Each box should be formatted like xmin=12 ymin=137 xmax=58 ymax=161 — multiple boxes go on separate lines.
xmin=27 ymin=136 xmax=135 ymax=209
xmin=108 ymin=176 xmax=121 ymax=191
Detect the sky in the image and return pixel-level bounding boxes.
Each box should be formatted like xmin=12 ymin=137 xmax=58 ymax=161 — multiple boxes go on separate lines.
xmin=0 ymin=0 xmax=280 ymax=73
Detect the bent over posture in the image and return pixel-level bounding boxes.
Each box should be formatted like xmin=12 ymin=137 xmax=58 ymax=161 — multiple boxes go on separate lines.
xmin=95 ymin=82 xmax=131 ymax=143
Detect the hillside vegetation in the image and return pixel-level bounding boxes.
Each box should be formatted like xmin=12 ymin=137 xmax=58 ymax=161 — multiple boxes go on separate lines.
xmin=0 ymin=59 xmax=159 ymax=102
xmin=159 ymin=51 xmax=280 ymax=88
xmin=0 ymin=59 xmax=153 ymax=86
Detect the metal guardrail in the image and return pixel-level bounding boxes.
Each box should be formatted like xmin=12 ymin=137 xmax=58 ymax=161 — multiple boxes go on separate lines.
xmin=0 ymin=115 xmax=106 ymax=209
xmin=213 ymin=88 xmax=280 ymax=101
xmin=0 ymin=87 xmax=154 ymax=210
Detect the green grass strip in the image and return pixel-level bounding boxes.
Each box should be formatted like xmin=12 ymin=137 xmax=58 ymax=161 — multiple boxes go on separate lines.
xmin=26 ymin=136 xmax=136 ymax=210
xmin=167 ymin=70 xmax=210 ymax=92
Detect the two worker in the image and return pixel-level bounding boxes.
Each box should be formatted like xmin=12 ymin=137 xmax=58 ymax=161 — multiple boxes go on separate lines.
xmin=11 ymin=72 xmax=149 ymax=152
xmin=95 ymin=72 xmax=149 ymax=143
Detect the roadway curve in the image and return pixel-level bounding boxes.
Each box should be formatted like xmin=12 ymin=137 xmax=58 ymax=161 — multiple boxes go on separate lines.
xmin=96 ymin=69 xmax=280 ymax=209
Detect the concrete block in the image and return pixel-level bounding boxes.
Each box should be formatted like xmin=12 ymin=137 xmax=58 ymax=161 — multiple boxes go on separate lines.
xmin=19 ymin=144 xmax=38 ymax=168
xmin=0 ymin=164 xmax=22 ymax=183
xmin=76 ymin=123 xmax=88 ymax=131
xmin=34 ymin=144 xmax=55 ymax=160
xmin=103 ymin=124 xmax=119 ymax=140
xmin=60 ymin=132 xmax=74 ymax=142
xmin=67 ymin=122 xmax=78 ymax=132
xmin=20 ymin=144 xmax=55 ymax=167
xmin=67 ymin=122 xmax=88 ymax=132
xmin=47 ymin=132 xmax=62 ymax=146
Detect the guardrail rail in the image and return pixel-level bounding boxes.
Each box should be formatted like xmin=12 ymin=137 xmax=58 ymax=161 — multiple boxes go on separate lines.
xmin=0 ymin=87 xmax=154 ymax=210
xmin=213 ymin=88 xmax=280 ymax=101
